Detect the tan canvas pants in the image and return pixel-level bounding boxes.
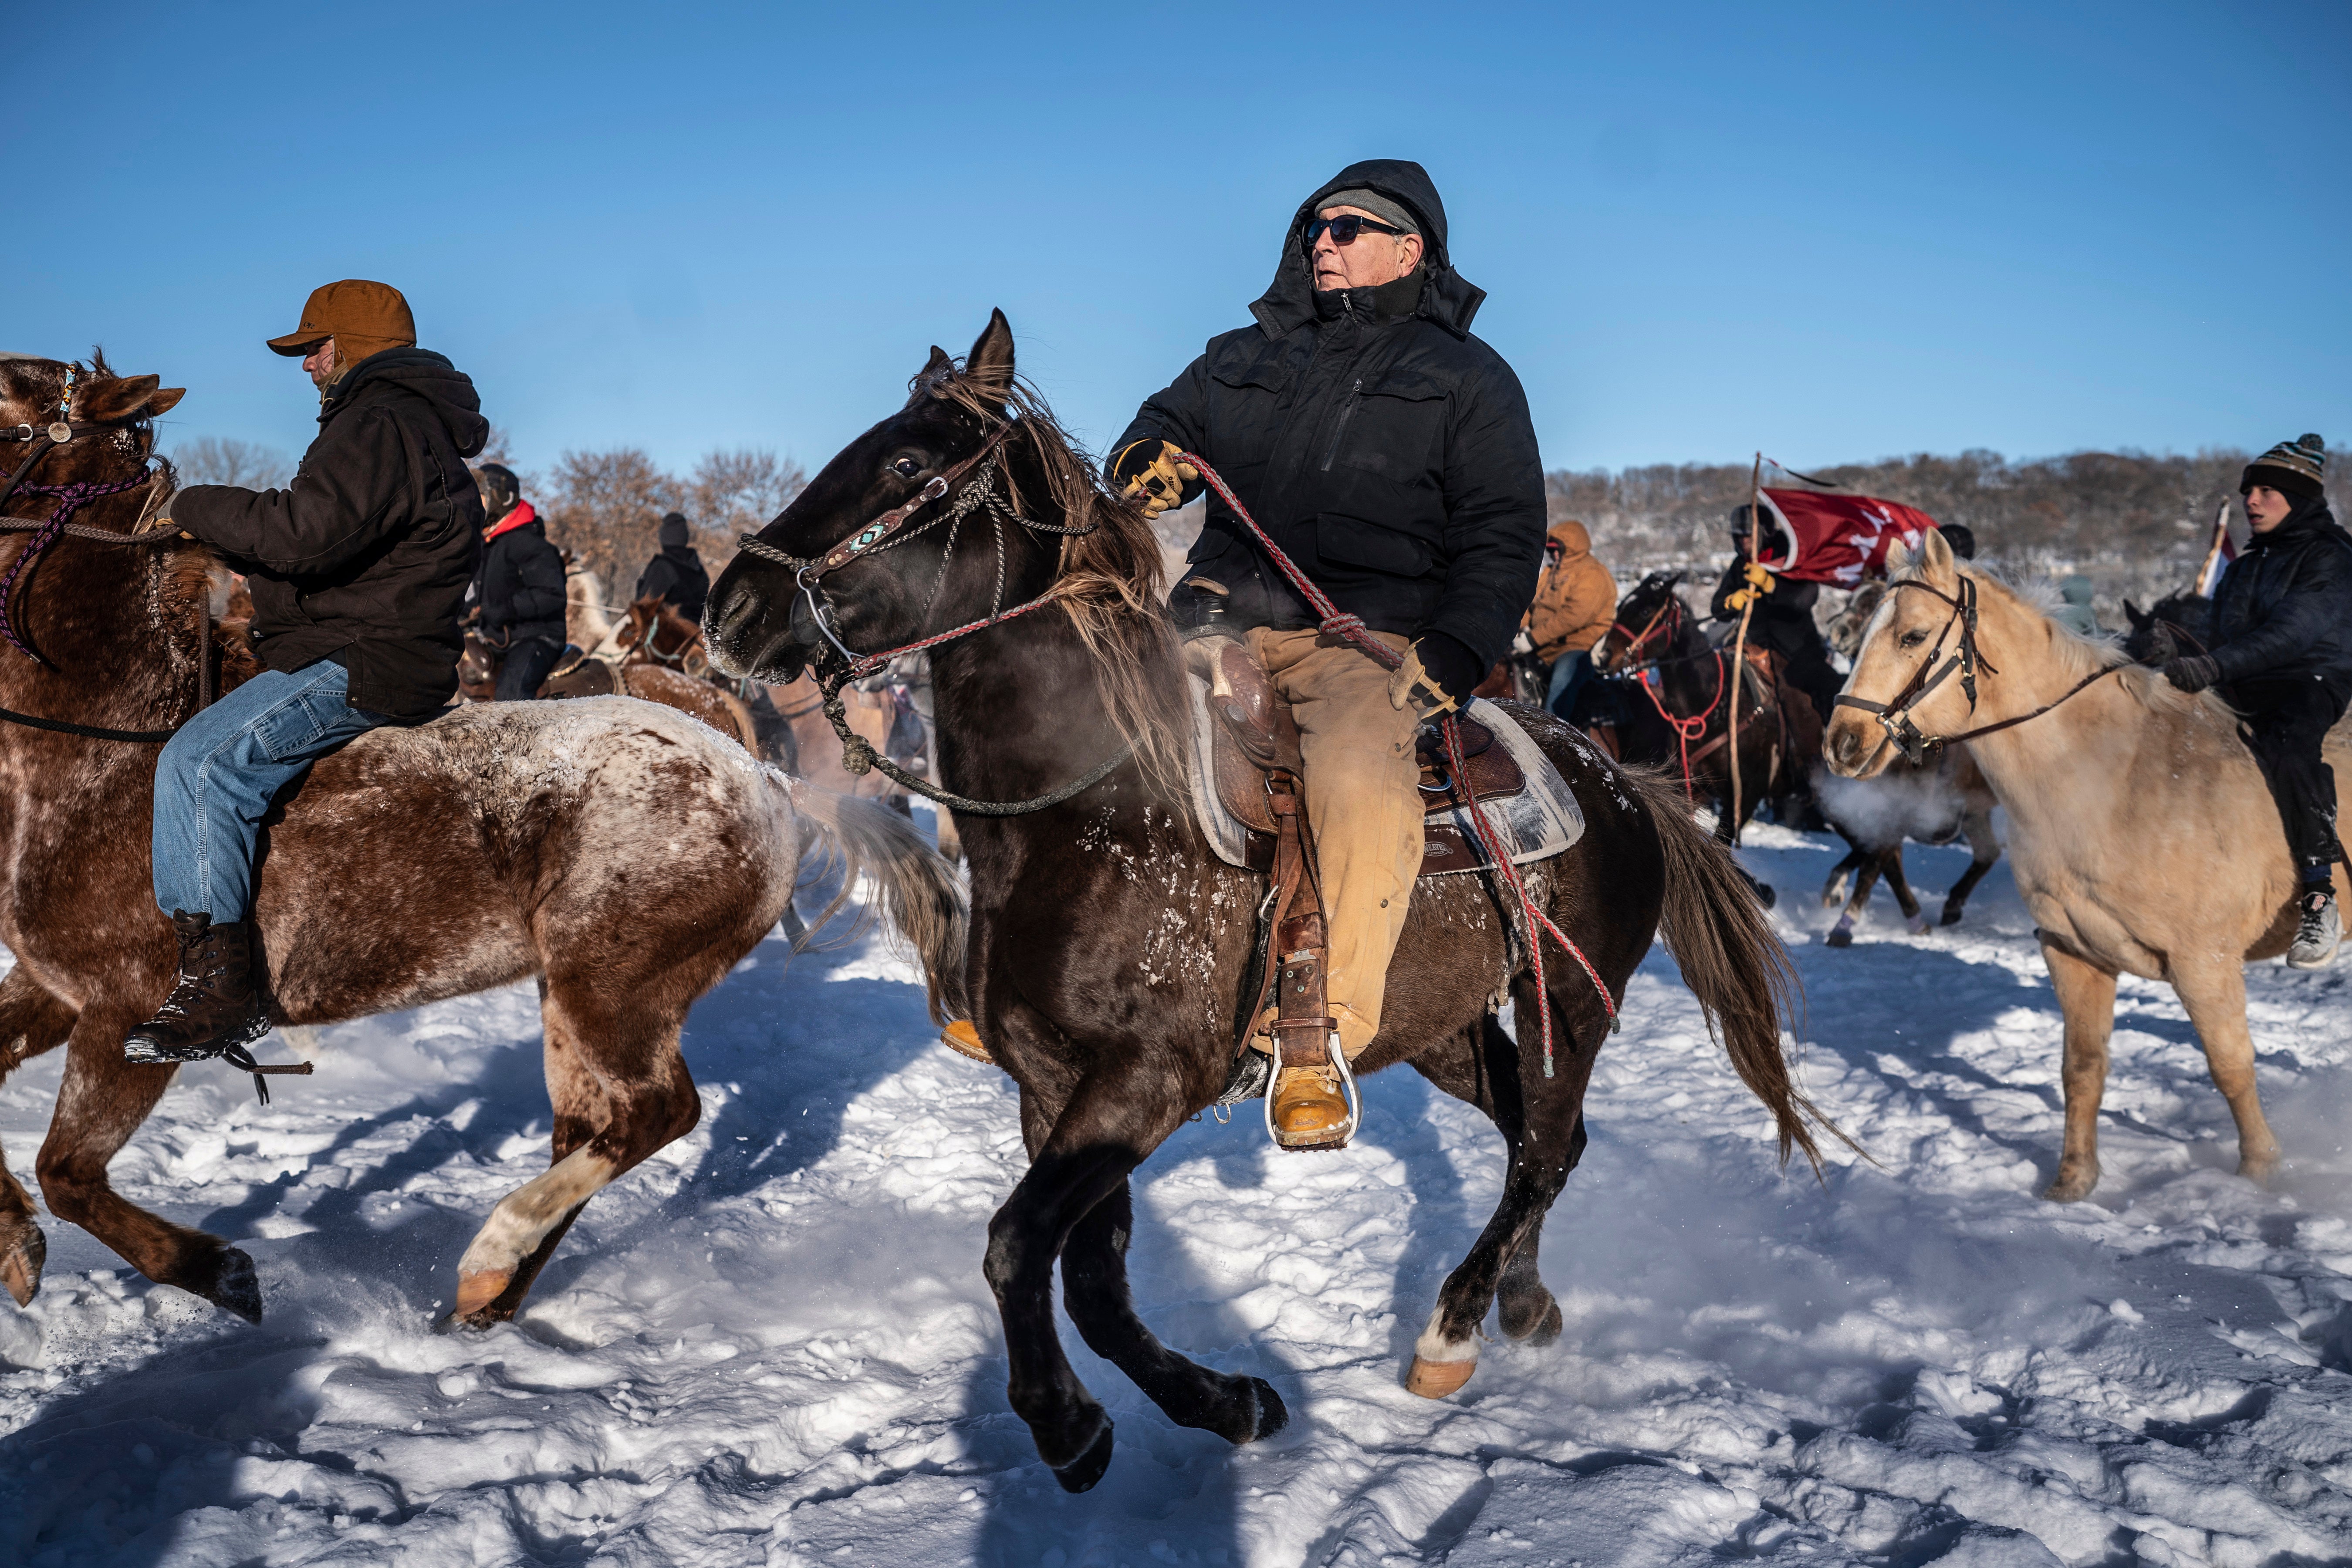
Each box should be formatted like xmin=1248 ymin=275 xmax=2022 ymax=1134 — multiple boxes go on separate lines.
xmin=1247 ymin=626 xmax=1424 ymax=1060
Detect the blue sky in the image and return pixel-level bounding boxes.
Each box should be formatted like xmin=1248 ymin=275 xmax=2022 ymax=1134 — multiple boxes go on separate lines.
xmin=9 ymin=1 xmax=2345 ymax=483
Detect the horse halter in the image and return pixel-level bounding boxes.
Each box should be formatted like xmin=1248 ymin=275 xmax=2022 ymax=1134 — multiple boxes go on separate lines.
xmin=1832 ymin=576 xmax=1996 ymax=765
xmin=0 ymin=369 xmax=166 ymax=666
xmin=1603 ymin=592 xmax=1682 ymax=672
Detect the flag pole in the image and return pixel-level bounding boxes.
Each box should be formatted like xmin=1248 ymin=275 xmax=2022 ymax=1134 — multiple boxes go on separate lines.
xmin=2191 ymin=496 xmax=2232 ymax=598
xmin=1728 ymin=452 xmax=1761 ymax=846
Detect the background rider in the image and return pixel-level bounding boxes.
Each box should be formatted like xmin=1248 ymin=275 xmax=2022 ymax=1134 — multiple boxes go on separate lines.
xmin=1521 ymin=516 xmax=1615 ymax=722
xmin=470 ymin=462 xmax=567 ymax=700
xmin=636 ymin=510 xmax=711 ymax=622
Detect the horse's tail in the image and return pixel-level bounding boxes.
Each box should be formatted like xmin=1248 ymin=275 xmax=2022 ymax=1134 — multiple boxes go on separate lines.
xmin=783 ymin=777 xmax=970 ymax=1024
xmin=1621 ymin=762 xmax=1852 ymax=1175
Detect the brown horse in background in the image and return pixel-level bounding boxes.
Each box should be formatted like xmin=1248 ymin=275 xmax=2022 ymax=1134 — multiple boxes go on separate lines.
xmin=705 ymin=311 xmax=1838 ymax=1490
xmin=0 ymin=353 xmax=966 ymax=1326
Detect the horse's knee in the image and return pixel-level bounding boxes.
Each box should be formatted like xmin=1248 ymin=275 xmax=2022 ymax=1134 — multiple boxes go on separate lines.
xmin=983 ymin=1207 xmax=1048 ymax=1300
xmin=34 ymin=1152 xmax=103 ymax=1227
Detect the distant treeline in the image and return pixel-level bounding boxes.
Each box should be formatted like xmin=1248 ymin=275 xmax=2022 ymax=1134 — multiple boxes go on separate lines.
xmin=1552 ymin=446 xmax=2347 ymax=622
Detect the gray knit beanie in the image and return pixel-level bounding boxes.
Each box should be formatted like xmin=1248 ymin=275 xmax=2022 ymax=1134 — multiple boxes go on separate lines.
xmin=1313 ymin=188 xmax=1420 ymax=236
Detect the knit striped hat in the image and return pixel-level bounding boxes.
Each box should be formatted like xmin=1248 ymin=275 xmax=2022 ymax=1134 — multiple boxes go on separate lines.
xmin=2243 ymin=433 xmax=2327 ymax=502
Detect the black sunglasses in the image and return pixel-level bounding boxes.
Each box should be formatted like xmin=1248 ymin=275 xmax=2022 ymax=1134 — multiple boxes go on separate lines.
xmin=1304 ymin=214 xmax=1406 ymax=247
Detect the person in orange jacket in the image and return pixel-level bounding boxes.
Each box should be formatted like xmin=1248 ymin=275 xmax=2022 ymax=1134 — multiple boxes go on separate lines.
xmin=1521 ymin=518 xmax=1616 ymax=720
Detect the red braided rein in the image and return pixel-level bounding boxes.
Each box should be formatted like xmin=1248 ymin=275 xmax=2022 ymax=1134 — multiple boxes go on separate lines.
xmin=1174 ymin=451 xmax=1618 ymax=1073
xmin=1638 ymin=651 xmax=1727 ymax=801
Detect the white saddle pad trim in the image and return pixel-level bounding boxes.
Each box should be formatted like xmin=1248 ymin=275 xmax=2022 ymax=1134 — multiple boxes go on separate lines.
xmin=1184 ymin=671 xmax=1585 ymax=875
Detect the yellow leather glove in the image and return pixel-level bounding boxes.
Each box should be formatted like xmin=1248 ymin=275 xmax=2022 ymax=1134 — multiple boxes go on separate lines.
xmin=1386 ymin=636 xmax=1481 ymax=718
xmin=1108 ymin=439 xmax=1200 ymax=520
xmin=1726 ymin=561 xmax=1776 ymax=612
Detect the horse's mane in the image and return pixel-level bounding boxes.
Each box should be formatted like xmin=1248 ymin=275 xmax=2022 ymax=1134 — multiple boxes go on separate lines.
xmin=929 ymin=370 xmax=1186 ymax=789
xmin=1910 ymin=560 xmax=2214 ymax=721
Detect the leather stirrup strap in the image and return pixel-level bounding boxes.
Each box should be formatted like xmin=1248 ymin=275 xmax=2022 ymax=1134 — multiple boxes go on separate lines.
xmin=1264 ymin=777 xmax=1338 ymax=1071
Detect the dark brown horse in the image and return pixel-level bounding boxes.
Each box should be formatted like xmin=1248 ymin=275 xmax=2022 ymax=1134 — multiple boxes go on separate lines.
xmin=0 ymin=353 xmax=966 ymax=1328
xmin=704 ymin=312 xmax=1837 ymax=1491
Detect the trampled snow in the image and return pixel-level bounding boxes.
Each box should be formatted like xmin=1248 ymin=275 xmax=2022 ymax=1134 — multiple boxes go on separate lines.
xmin=4 ymin=808 xmax=2351 ymax=1565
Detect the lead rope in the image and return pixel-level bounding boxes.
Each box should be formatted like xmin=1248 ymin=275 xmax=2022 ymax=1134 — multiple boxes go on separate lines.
xmin=1176 ymin=452 xmax=1617 ymax=1075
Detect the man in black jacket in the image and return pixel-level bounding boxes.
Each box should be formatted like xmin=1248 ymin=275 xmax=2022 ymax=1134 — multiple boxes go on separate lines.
xmin=635 ymin=512 xmax=710 ymax=622
xmin=1109 ymin=160 xmax=1545 ymax=1145
xmin=1710 ymin=507 xmax=1844 ymax=725
xmin=127 ymin=280 xmax=487 ymax=1066
xmin=2163 ymin=435 xmax=2352 ymax=966
xmin=471 ymin=463 xmax=568 ymax=699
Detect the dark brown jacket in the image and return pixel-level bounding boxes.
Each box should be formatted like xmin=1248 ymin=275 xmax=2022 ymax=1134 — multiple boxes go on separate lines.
xmin=173 ymin=349 xmax=489 ymax=716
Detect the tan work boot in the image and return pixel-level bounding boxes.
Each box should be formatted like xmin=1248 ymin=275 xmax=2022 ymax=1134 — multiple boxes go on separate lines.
xmin=1271 ymin=1063 xmax=1351 ymax=1149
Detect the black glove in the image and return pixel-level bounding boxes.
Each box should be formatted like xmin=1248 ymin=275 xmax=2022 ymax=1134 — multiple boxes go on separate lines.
xmin=1388 ymin=633 xmax=1487 ymax=718
xmin=2162 ymin=653 xmax=2219 ymax=693
xmin=1107 ymin=439 xmax=1199 ymax=520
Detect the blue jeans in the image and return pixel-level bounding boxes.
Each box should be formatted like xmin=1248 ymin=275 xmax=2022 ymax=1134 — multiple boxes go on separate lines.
xmin=151 ymin=660 xmax=395 ymax=923
xmin=1546 ymin=650 xmax=1592 ymax=723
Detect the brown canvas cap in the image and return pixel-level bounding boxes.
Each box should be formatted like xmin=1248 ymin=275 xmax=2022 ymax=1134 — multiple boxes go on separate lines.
xmin=266 ymin=279 xmax=416 ymax=357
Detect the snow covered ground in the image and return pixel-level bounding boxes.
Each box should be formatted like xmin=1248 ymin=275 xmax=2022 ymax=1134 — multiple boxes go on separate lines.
xmin=5 ymin=808 xmax=2352 ymax=1567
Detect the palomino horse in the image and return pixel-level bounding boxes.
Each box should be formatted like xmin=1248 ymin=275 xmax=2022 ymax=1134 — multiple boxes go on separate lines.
xmin=1588 ymin=570 xmax=1811 ymax=903
xmin=0 ymin=354 xmax=966 ymax=1325
xmin=1815 ymin=579 xmax=2005 ymax=944
xmin=704 ymin=311 xmax=1838 ymax=1490
xmin=1827 ymin=529 xmax=2331 ymax=1200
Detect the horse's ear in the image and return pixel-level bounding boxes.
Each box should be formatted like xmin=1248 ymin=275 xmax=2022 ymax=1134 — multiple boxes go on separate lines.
xmin=79 ymin=372 xmax=182 ymax=423
xmin=2123 ymin=598 xmax=2147 ymax=629
xmin=1917 ymin=524 xmax=1957 ymax=587
xmin=908 ymin=345 xmax=956 ymax=404
xmin=965 ymin=308 xmax=1014 ymax=416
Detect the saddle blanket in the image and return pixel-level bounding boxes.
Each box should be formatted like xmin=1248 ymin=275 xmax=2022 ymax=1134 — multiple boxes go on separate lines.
xmin=1184 ymin=669 xmax=1585 ymax=877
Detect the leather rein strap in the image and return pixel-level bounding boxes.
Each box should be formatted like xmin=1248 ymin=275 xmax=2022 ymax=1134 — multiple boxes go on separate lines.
xmin=1834 ymin=575 xmax=2120 ymax=763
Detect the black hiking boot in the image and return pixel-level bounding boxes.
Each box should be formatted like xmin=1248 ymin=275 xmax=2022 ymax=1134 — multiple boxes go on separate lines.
xmin=2288 ymin=888 xmax=2342 ymax=970
xmin=123 ymin=911 xmax=274 ymax=1066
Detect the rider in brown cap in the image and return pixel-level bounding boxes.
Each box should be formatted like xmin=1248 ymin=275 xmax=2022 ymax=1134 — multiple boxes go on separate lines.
xmin=126 ymin=281 xmax=488 ymax=1074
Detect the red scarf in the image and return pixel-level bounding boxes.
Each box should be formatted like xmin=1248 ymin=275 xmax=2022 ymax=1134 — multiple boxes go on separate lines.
xmin=483 ymin=498 xmax=537 ymax=543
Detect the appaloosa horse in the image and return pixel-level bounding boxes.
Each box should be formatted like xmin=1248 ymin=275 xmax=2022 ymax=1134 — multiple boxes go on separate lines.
xmin=704 ymin=312 xmax=1839 ymax=1490
xmin=0 ymin=353 xmax=966 ymax=1327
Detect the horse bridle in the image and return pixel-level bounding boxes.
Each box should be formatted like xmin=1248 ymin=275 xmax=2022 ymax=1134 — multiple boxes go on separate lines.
xmin=1834 ymin=574 xmax=2122 ymax=764
xmin=1601 ymin=590 xmax=1682 ymax=673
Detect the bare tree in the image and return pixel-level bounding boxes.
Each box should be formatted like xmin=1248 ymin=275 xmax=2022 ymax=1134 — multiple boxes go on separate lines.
xmin=170 ymin=436 xmax=294 ymax=490
xmin=685 ymin=447 xmax=806 ymax=558
xmin=541 ymin=447 xmax=679 ymax=589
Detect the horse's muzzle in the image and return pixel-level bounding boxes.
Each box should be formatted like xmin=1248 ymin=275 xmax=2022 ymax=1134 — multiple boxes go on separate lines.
xmin=1822 ymin=711 xmax=1889 ymax=778
xmin=703 ymin=577 xmax=808 ymax=683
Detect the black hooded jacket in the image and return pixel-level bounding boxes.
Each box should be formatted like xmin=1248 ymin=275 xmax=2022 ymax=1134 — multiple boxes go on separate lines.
xmin=635 ymin=544 xmax=710 ymax=622
xmin=2207 ymin=497 xmax=2352 ymax=698
xmin=172 ymin=348 xmax=488 ymax=717
xmin=475 ymin=507 xmax=568 ymax=646
xmin=1112 ymin=159 xmax=1546 ymax=670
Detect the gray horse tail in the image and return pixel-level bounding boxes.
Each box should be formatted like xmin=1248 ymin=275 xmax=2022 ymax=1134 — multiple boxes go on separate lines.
xmin=781 ymin=776 xmax=970 ymax=1024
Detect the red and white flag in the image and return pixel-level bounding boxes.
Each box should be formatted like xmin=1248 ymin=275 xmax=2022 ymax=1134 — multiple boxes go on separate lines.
xmin=1753 ymin=488 xmax=1943 ymax=586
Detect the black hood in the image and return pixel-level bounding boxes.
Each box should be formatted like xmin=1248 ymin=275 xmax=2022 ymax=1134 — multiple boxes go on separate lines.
xmin=1250 ymin=159 xmax=1485 ymax=341
xmin=322 ymin=347 xmax=490 ymax=459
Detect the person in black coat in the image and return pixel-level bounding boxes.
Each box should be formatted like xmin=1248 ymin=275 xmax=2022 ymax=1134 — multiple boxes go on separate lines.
xmin=636 ymin=512 xmax=710 ymax=623
xmin=2164 ymin=435 xmax=2352 ymax=965
xmin=1710 ymin=507 xmax=1844 ymax=725
xmin=1107 ymin=159 xmax=1545 ymax=1146
xmin=470 ymin=463 xmax=569 ymax=700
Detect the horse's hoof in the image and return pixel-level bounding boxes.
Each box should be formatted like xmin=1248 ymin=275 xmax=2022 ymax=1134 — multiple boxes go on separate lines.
xmin=1907 ymin=913 xmax=1933 ymax=936
xmin=1245 ymin=1376 xmax=1288 ymax=1443
xmin=2041 ymin=1166 xmax=2099 ymax=1203
xmin=1405 ymin=1354 xmax=1477 ymax=1399
xmin=1051 ymin=1417 xmax=1115 ymax=1494
xmin=1939 ymin=903 xmax=1965 ymax=927
xmin=1518 ymin=1299 xmax=1565 ymax=1348
xmin=2239 ymin=1152 xmax=2282 ymax=1189
xmin=1823 ymin=926 xmax=1853 ymax=950
xmin=194 ymin=1246 xmax=263 ymax=1323
xmin=452 ymin=1268 xmax=513 ymax=1321
xmin=0 ymin=1220 xmax=44 ymax=1307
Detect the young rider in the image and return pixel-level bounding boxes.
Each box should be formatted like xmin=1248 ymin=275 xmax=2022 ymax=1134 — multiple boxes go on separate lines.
xmin=2162 ymin=435 xmax=2352 ymax=967
xmin=470 ymin=463 xmax=568 ymax=700
xmin=127 ymin=280 xmax=487 ymax=1064
xmin=1108 ymin=160 xmax=1545 ymax=1144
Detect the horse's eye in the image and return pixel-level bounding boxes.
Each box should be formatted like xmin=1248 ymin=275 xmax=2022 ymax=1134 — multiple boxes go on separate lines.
xmin=892 ymin=457 xmax=922 ymax=479
xmin=1900 ymin=629 xmax=1929 ymax=649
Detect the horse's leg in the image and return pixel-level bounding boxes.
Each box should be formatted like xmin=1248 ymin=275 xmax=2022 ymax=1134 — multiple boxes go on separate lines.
xmin=0 ymin=969 xmax=79 ymax=1305
xmin=1828 ymin=848 xmax=1882 ymax=949
xmin=37 ymin=1004 xmax=261 ymax=1319
xmin=1409 ymin=984 xmax=1600 ymax=1398
xmin=1058 ymin=1178 xmax=1286 ymax=1446
xmin=2170 ymin=959 xmax=2282 ymax=1186
xmin=2040 ymin=943 xmax=2118 ymax=1202
xmin=1940 ymin=810 xmax=2002 ymax=926
xmin=985 ymin=1056 xmax=1190 ymax=1492
xmin=1821 ymin=844 xmax=1863 ymax=909
xmin=1879 ymin=846 xmax=1928 ymax=933
xmin=449 ymin=984 xmax=700 ymax=1324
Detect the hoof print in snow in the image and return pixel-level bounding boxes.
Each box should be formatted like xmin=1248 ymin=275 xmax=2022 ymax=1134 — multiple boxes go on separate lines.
xmin=1051 ymin=1419 xmax=1115 ymax=1494
xmin=196 ymin=1246 xmax=263 ymax=1324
